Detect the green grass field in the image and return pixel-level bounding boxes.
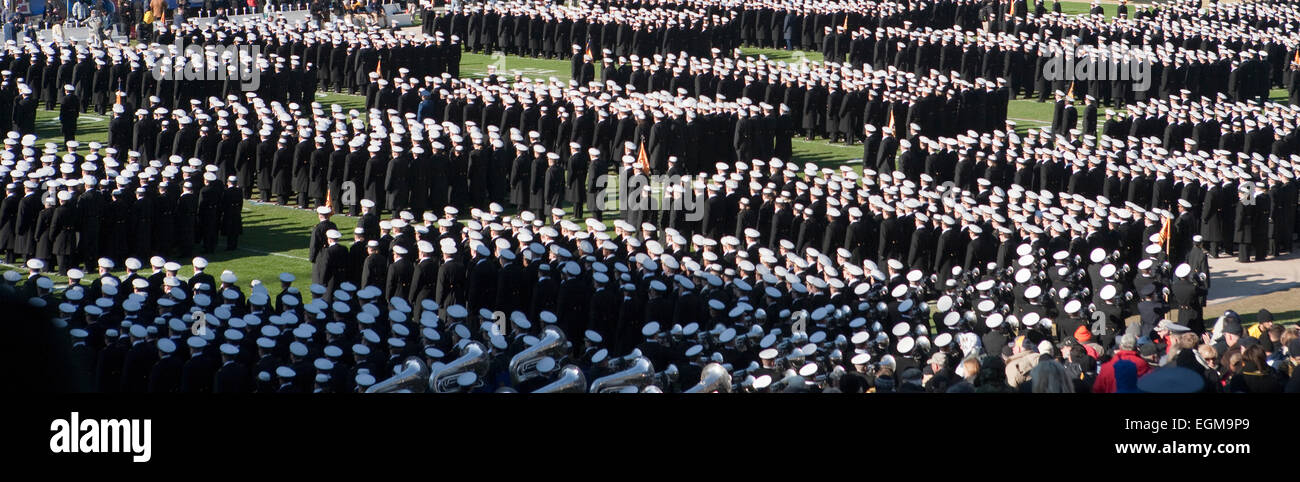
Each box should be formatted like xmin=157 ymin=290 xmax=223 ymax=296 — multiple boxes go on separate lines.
xmin=1059 ymin=1 xmax=1118 ymax=18
xmin=3 ymin=41 xmax=1292 ymax=315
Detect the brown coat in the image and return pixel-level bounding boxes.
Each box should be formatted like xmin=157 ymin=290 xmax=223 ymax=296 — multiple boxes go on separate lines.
xmin=151 ymin=0 xmax=167 ymax=23
xmin=1005 ymin=350 xmax=1040 ymax=389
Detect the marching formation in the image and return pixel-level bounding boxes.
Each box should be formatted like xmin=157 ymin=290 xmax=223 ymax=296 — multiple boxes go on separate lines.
xmin=8 ymin=0 xmax=1300 ymax=393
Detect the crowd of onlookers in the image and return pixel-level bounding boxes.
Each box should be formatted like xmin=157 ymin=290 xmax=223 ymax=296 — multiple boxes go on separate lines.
xmin=0 ymin=0 xmax=364 ymax=43
xmin=923 ymin=310 xmax=1300 ymax=394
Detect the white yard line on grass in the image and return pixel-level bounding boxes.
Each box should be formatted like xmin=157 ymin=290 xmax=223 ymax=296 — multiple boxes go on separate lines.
xmin=1008 ymin=117 xmax=1051 ymax=124
xmin=793 ymin=139 xmax=862 ymax=149
xmin=246 ymin=199 xmax=359 ymax=220
xmin=238 ymin=247 xmax=310 ymax=262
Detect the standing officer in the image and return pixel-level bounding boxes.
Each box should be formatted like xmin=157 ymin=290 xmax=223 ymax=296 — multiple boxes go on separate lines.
xmin=120 ymin=325 xmax=158 ymax=393
xmin=314 ymin=229 xmax=348 ymax=301
xmin=566 ymin=144 xmax=589 ymax=219
xmin=584 ymin=147 xmax=608 ymax=221
xmin=181 ymin=337 xmax=217 ymax=393
xmin=222 ymin=177 xmax=243 ymax=251
xmin=409 ymin=241 xmax=439 ymax=309
xmin=1 ymin=183 xmax=19 ymax=263
xmin=360 ymin=240 xmax=387 ymax=290
xmin=12 ymin=85 xmax=37 ymax=135
xmin=544 ymin=152 xmax=565 ymax=211
xmin=76 ymin=178 xmax=105 ymax=271
xmin=198 ymin=173 xmax=223 ymax=254
xmin=214 ymin=344 xmax=252 ymax=393
xmin=51 ymin=191 xmax=78 ymax=274
xmin=1234 ymin=183 xmax=1268 ymax=262
xmin=309 ymin=205 xmax=337 ymax=266
xmin=148 ymin=339 xmax=183 ymax=393
xmin=59 ymin=85 xmax=79 ymax=140
xmin=385 ymin=145 xmax=412 ymax=215
xmin=176 ymin=181 xmax=199 ymax=259
xmin=386 ymin=245 xmax=415 ymax=300
xmin=15 ymin=180 xmax=41 ymax=262
xmin=436 ymin=243 xmax=467 ymax=311
xmin=108 ymin=104 xmax=131 ymax=153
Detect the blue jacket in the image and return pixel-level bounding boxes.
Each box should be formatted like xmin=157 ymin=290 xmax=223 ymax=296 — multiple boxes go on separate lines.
xmin=416 ymin=98 xmax=436 ymax=121
xmin=782 ymin=15 xmax=797 ymax=39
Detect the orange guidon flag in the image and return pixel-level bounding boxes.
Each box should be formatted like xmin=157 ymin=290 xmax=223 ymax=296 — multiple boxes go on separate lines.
xmin=887 ymin=110 xmax=896 ymax=133
xmin=585 ymin=44 xmax=593 ymax=59
xmin=1293 ymin=50 xmax=1300 ymax=66
xmin=1066 ymin=81 xmax=1075 ymax=99
xmin=1010 ymin=1 xmax=1017 ymax=16
xmin=842 ymin=16 xmax=849 ymax=29
xmin=374 ymin=59 xmax=382 ymax=77
xmin=636 ymin=140 xmax=650 ymax=171
xmin=325 ymin=187 xmax=334 ymax=210
xmin=1158 ymin=215 xmax=1172 ymax=253
xmin=115 ymin=91 xmax=122 ymax=105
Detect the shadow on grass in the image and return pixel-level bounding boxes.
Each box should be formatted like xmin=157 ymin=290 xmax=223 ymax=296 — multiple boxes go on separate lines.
xmin=738 ymin=47 xmax=824 ymax=64
xmin=35 ymin=109 xmax=111 ymax=145
xmin=793 ymin=150 xmax=861 ymax=170
xmin=238 ymin=202 xmax=357 ymax=256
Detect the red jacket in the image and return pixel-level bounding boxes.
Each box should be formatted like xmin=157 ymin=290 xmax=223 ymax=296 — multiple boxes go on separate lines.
xmin=1093 ymin=350 xmax=1152 ymax=393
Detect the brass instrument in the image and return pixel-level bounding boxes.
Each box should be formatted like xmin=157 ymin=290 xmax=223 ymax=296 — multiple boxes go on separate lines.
xmin=533 ymin=364 xmax=587 ymax=393
xmin=365 ymin=357 xmax=429 ymax=393
xmin=588 ymin=357 xmax=655 ymax=393
xmin=508 ymin=327 xmax=568 ymax=386
xmin=684 ymin=363 xmax=732 ymax=393
xmin=429 ymin=341 xmax=489 ymax=393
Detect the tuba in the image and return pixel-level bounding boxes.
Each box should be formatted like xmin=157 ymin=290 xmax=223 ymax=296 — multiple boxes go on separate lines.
xmin=685 ymin=363 xmax=733 ymax=393
xmin=365 ymin=357 xmax=430 ymax=393
xmin=589 ymin=357 xmax=655 ymax=393
xmin=509 ymin=327 xmax=569 ymax=386
xmin=429 ymin=341 xmax=490 ymax=393
xmin=533 ymin=364 xmax=587 ymax=393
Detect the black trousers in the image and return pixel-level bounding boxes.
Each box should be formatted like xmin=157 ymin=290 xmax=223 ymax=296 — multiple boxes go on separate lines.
xmin=1237 ymin=243 xmax=1252 ymax=262
xmin=202 ymin=229 xmax=218 ymax=254
xmin=80 ymin=247 xmax=98 ymax=272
